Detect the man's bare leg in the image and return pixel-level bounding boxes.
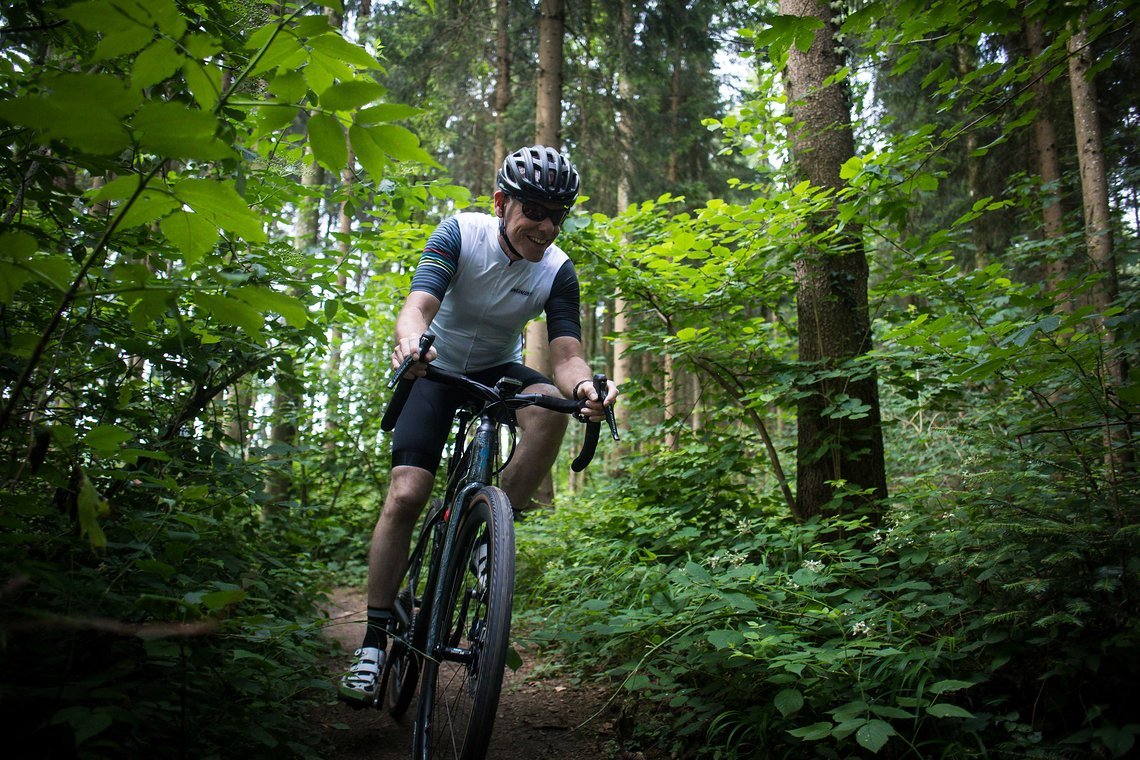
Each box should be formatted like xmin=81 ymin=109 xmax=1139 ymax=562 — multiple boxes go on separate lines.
xmin=341 ymin=465 xmax=435 ymax=703
xmin=367 ymin=465 xmax=435 ymax=610
xmin=500 ymin=382 xmax=569 ymax=513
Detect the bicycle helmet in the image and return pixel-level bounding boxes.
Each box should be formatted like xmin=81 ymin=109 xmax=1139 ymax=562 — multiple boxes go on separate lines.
xmin=497 ymin=145 xmax=580 ymax=205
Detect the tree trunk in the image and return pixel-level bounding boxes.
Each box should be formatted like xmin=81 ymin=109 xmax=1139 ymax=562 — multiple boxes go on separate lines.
xmin=325 ymin=148 xmax=355 ymax=450
xmin=608 ymin=2 xmax=635 ymax=466
xmin=493 ymin=0 xmax=511 ymax=167
xmin=780 ymin=0 xmax=887 ymax=524
xmin=535 ymin=0 xmax=564 ymax=148
xmin=1068 ymin=11 xmax=1130 ymax=478
xmin=265 ymin=157 xmax=322 ymax=509
xmin=1025 ymin=17 xmax=1068 ymax=301
xmin=1068 ymin=14 xmax=1119 ymax=332
xmin=523 ymin=0 xmax=566 ymax=509
xmin=956 ymin=42 xmax=986 ymax=268
xmin=664 ymin=353 xmax=678 ymax=450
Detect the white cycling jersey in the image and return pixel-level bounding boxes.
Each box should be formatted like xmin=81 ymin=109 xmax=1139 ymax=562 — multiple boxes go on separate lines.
xmin=410 ymin=212 xmax=581 ymax=374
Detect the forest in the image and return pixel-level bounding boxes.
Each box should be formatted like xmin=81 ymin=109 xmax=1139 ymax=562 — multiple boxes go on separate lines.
xmin=1 ymin=0 xmax=1137 ymax=757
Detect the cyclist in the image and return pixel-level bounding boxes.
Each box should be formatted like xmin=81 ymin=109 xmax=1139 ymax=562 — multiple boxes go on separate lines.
xmin=340 ymin=144 xmax=619 ymax=704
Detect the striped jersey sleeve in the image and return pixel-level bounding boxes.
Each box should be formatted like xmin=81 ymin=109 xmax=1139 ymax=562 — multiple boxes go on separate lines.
xmin=410 ymin=217 xmax=462 ymax=299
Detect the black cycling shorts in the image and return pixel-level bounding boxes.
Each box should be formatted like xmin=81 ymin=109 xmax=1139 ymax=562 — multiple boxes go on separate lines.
xmin=391 ymin=362 xmax=553 ymax=473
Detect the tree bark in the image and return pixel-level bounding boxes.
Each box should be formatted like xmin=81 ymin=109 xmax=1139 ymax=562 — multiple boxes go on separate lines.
xmin=1067 ymin=11 xmax=1130 ymax=477
xmin=265 ymin=157 xmax=322 ymax=509
xmin=524 ymin=0 xmax=566 ymax=509
xmin=535 ymin=0 xmax=564 ymax=148
xmin=493 ymin=0 xmax=511 ymax=168
xmin=1068 ymin=14 xmax=1119 ymax=329
xmin=609 ymin=1 xmax=635 ymax=465
xmin=780 ymin=0 xmax=887 ymax=524
xmin=1025 ymin=17 xmax=1068 ymax=301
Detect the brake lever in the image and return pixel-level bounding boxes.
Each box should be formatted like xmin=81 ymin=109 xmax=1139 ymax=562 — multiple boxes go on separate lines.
xmin=380 ymin=332 xmax=436 ymax=433
xmin=387 ymin=332 xmax=436 ymax=389
xmin=593 ymin=373 xmax=620 ymax=442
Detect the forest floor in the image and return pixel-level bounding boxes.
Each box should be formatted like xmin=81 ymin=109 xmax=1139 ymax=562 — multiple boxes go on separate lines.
xmin=309 ymin=587 xmax=669 ymax=760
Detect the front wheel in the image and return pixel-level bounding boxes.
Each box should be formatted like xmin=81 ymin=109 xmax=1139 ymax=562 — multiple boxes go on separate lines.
xmin=414 ymin=487 xmax=515 ymax=760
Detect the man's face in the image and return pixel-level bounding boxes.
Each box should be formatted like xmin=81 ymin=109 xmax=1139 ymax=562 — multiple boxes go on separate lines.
xmin=495 ymin=191 xmax=570 ymax=262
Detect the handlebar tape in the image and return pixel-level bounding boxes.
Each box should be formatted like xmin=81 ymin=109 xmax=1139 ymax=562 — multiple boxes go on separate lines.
xmin=570 ymin=374 xmax=609 ymax=472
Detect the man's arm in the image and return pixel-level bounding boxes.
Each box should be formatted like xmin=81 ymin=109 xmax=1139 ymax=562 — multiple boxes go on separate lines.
xmin=549 ymin=335 xmax=618 ymax=421
xmin=392 ymin=290 xmax=441 ymax=377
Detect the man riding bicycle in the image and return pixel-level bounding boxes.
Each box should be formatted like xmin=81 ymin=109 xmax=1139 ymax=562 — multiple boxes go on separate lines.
xmin=340 ymin=144 xmax=619 ymax=704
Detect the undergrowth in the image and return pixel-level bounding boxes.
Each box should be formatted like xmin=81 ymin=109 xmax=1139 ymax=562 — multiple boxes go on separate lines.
xmin=515 ymin=422 xmax=1139 ymax=759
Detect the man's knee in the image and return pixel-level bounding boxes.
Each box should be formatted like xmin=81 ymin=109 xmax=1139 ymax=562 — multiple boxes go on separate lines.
xmin=381 ymin=466 xmax=434 ymax=524
xmin=519 ymin=383 xmax=569 ymax=436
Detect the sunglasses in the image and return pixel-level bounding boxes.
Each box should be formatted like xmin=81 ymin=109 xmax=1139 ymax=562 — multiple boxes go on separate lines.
xmin=516 ymin=197 xmax=571 ymax=226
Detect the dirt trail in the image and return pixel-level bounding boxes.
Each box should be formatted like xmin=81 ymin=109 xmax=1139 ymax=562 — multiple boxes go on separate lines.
xmin=311 ymin=587 xmax=662 ymax=760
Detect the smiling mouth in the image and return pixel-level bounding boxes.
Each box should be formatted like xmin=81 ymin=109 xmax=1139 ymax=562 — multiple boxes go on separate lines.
xmin=527 ymin=236 xmax=550 ymax=246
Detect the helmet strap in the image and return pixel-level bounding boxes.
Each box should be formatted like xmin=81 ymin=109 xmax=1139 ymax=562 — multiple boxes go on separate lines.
xmin=498 ymin=220 xmax=525 ymax=266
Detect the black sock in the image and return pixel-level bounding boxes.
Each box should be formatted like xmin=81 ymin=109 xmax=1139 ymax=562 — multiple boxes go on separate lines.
xmin=362 ymin=607 xmax=392 ymax=649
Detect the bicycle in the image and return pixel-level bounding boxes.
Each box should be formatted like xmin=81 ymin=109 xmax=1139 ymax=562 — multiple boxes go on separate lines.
xmin=374 ymin=332 xmax=618 ymax=760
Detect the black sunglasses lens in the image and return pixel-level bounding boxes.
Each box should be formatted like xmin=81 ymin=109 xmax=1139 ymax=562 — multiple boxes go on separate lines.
xmin=520 ymin=200 xmax=568 ymax=225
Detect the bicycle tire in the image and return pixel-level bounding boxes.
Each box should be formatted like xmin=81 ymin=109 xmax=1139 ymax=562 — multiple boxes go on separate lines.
xmin=413 ymin=486 xmax=515 ymax=760
xmin=384 ymin=587 xmax=425 ymax=718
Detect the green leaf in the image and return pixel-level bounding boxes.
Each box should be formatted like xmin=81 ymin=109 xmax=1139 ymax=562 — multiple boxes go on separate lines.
xmin=929 ymin=679 xmax=975 ymax=695
xmin=246 ymin=27 xmax=305 ymax=77
xmin=94 ymin=24 xmax=154 ymax=61
xmin=683 ymin=560 xmax=711 ymax=583
xmin=926 ymin=703 xmax=974 ymax=719
xmin=774 ymin=688 xmax=804 ymax=717
xmin=319 ymin=80 xmax=386 ymax=111
xmin=623 ymin=673 xmax=651 ymax=691
xmin=84 ymin=425 xmax=135 ymax=454
xmin=132 ymin=101 xmax=232 ymax=160
xmin=232 ymin=286 xmax=309 ymax=327
xmin=788 ymin=722 xmax=833 ymax=740
xmin=348 ymin=123 xmax=388 ymax=178
xmin=160 ymin=211 xmax=220 ymax=265
xmin=307 ymin=32 xmax=380 ymax=69
xmin=175 ymin=179 xmax=267 ymax=242
xmin=267 ymin=70 xmax=308 ymax=103
xmin=193 ymin=292 xmax=265 ymax=335
xmin=719 ymin=591 xmax=757 ymax=612
xmin=0 ymin=232 xmax=38 ymax=303
xmin=707 ymin=629 xmax=743 ymax=650
xmin=307 ymin=112 xmax=347 ymax=172
xmin=183 ymin=59 xmax=223 ymax=111
xmin=113 ymin=190 xmax=180 ymax=231
xmin=856 ymin=720 xmax=896 ymax=753
xmin=77 ymin=473 xmax=109 ymax=549
xmin=356 ymin=102 xmax=423 ymax=125
xmin=839 ymin=156 xmax=863 ymax=179
xmin=357 ymin=123 xmax=441 ymax=167
xmin=201 ymin=588 xmax=246 ymax=611
xmin=88 ymin=174 xmax=141 ymax=202
xmin=0 ymin=74 xmax=137 ymax=153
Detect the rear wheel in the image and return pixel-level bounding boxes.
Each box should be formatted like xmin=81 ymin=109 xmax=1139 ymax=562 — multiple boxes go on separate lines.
xmin=383 ymin=587 xmax=424 ymax=718
xmin=386 ymin=501 xmax=444 ymax=718
xmin=414 ymin=487 xmax=514 ymax=760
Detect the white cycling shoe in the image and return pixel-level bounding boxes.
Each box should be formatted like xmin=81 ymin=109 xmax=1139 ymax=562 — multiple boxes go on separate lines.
xmin=338 ymin=646 xmax=385 ymax=706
